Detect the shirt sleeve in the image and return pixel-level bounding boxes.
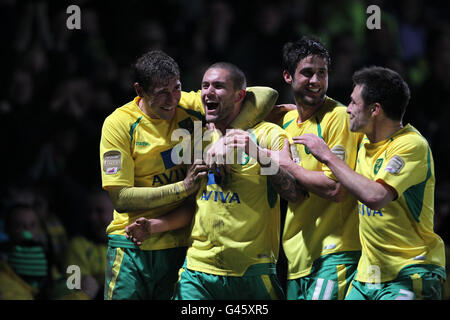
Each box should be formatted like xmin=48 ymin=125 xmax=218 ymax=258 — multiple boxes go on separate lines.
xmin=180 ymin=87 xmax=279 ymax=131
xmin=268 ymin=128 xmax=292 ymax=152
xmin=375 ymin=136 xmax=430 ymax=197
xmin=322 ymin=108 xmax=360 ymax=182
xmin=255 ymin=123 xmax=292 ymax=151
xmin=230 ymin=86 xmax=278 ymax=130
xmin=100 ymin=114 xmax=135 ymax=188
xmin=180 ymin=90 xmax=205 ymax=114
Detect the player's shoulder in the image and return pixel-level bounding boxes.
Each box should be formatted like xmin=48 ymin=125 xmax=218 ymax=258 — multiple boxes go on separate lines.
xmin=107 ymin=98 xmax=139 ymax=120
xmin=393 ymin=124 xmax=429 ymax=146
xmin=250 ymin=121 xmax=289 ymax=149
xmin=389 ymin=124 xmax=430 ymax=155
xmin=281 ymin=109 xmax=298 ymax=129
xmin=252 ymin=120 xmax=286 ymax=134
xmin=250 ymin=121 xmax=289 ymax=144
xmin=321 ymin=96 xmax=348 ymax=119
xmin=103 ymin=98 xmax=143 ymax=131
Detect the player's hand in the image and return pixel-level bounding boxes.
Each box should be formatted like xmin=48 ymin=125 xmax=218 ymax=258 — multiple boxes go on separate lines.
xmin=225 ymin=129 xmax=258 ymax=157
xmin=226 ymin=129 xmax=271 ymax=167
xmin=183 ymin=159 xmax=209 ymax=195
xmin=125 ymin=217 xmax=152 ymax=246
xmin=206 ymin=122 xmax=216 ymax=131
xmin=276 ymin=103 xmax=297 ymax=112
xmin=264 ymin=104 xmax=297 ymax=124
xmin=225 ymin=129 xmax=274 ymax=167
xmin=204 ymin=135 xmax=230 ymax=178
xmin=292 ymin=133 xmax=332 ymax=164
xmin=270 ymin=139 xmax=297 ymax=168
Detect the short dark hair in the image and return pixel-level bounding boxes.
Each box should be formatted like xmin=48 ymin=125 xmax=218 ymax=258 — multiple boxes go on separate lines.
xmin=133 ymin=50 xmax=180 ymax=92
xmin=207 ymin=62 xmax=247 ymax=90
xmin=352 ymin=66 xmax=410 ymax=121
xmin=282 ymin=36 xmax=331 ymax=75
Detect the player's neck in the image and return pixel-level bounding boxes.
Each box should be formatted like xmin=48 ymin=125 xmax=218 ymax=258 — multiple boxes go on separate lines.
xmin=215 ymin=123 xmax=227 ymax=134
xmin=217 ymin=104 xmax=241 ymax=134
xmin=296 ymin=102 xmax=322 ymax=123
xmin=367 ymin=120 xmax=403 ymax=143
xmin=217 ymin=117 xmax=236 ymax=134
xmin=138 ymin=98 xmax=159 ymax=119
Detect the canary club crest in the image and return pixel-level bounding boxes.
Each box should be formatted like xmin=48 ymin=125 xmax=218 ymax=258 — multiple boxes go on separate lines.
xmin=374 ymin=158 xmax=383 ymax=174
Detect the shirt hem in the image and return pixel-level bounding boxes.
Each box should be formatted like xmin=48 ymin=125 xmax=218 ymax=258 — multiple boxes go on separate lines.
xmin=355 ymin=263 xmax=446 ymax=283
xmin=186 ymin=258 xmax=277 ymax=277
xmin=287 ymin=250 xmax=361 ymax=280
xmin=107 ymin=234 xmax=189 ymax=251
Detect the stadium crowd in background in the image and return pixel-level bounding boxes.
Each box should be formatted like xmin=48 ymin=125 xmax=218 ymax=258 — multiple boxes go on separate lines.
xmin=0 ymin=0 xmax=449 ymax=299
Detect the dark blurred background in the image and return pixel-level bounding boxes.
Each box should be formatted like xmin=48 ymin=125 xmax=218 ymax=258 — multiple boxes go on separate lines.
xmin=0 ymin=0 xmax=448 ymax=298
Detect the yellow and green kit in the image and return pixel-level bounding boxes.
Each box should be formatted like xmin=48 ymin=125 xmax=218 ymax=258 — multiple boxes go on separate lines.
xmin=346 ymin=124 xmax=446 ymax=300
xmin=282 ymin=97 xmax=363 ymax=300
xmin=174 ymin=121 xmax=291 ymax=300
xmin=101 ymin=93 xmax=204 ymax=300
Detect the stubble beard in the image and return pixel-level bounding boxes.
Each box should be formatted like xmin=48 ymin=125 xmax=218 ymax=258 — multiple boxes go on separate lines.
xmin=294 ymin=91 xmax=326 ymax=109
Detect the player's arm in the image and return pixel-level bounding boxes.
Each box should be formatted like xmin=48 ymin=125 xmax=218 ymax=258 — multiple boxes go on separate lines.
xmin=295 ymin=133 xmax=396 ymax=210
xmin=229 ymin=86 xmax=279 ymax=130
xmin=181 ymin=87 xmax=279 ymax=130
xmin=125 ymin=196 xmax=196 ymax=246
xmin=264 ymin=103 xmax=297 ymax=127
xmin=100 ymin=114 xmax=208 ymax=214
xmin=278 ymin=156 xmax=346 ymax=202
xmin=225 ymin=130 xmax=306 ymax=204
xmin=107 ymin=159 xmax=208 ymax=213
xmin=263 ymin=105 xmax=347 ymax=202
xmin=262 ymin=141 xmax=307 ymax=204
xmin=278 ymin=108 xmax=355 ymax=202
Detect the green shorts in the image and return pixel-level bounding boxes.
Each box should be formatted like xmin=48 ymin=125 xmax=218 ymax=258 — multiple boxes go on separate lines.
xmin=345 ymin=265 xmax=445 ymax=300
xmin=287 ymin=251 xmax=360 ymax=300
xmin=173 ymin=260 xmax=284 ymax=300
xmin=104 ymin=235 xmax=187 ymax=300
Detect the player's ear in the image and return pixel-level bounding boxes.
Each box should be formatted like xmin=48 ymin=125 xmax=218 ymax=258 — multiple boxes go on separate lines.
xmin=370 ymin=103 xmax=381 ymax=116
xmin=134 ymin=82 xmax=145 ymax=97
xmin=283 ymin=70 xmax=292 ymax=85
xmin=235 ymin=89 xmax=246 ymax=104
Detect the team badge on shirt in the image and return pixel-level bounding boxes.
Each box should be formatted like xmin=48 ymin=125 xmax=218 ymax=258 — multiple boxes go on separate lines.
xmin=385 ymin=155 xmax=405 ymax=174
xmin=103 ymin=150 xmax=121 ymax=175
xmin=374 ymin=158 xmax=383 ymax=174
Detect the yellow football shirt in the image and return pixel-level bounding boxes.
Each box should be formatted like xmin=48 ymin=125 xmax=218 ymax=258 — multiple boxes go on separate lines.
xmin=354 ymin=124 xmax=446 ymax=282
xmin=100 ymin=95 xmax=204 ymax=250
xmin=282 ymin=97 xmax=363 ymax=280
xmin=186 ymin=121 xmax=290 ymax=276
